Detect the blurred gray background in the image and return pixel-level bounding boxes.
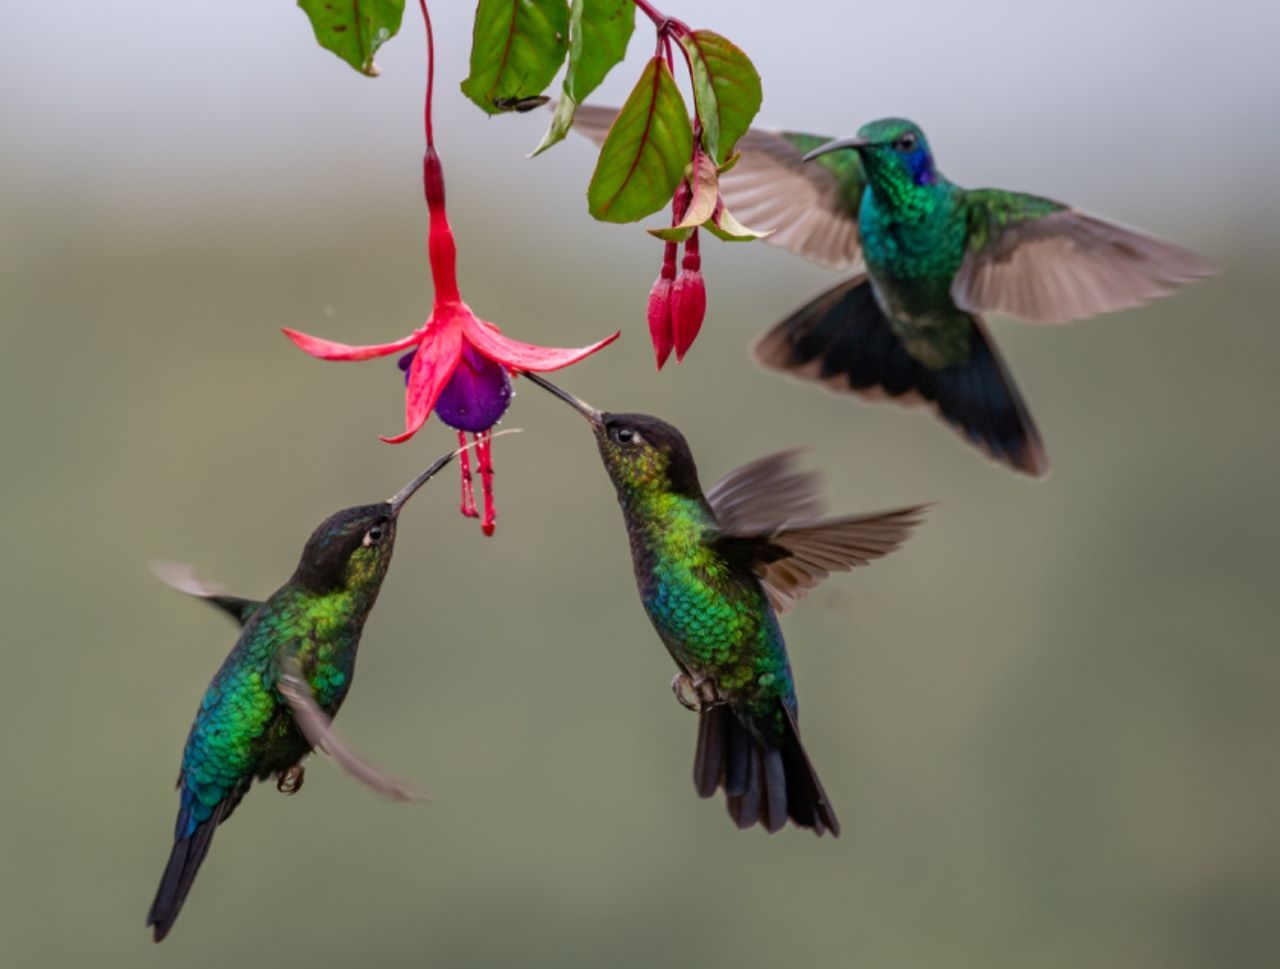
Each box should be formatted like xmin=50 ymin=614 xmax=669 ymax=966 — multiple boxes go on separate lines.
xmin=3 ymin=1 xmax=1278 ymax=966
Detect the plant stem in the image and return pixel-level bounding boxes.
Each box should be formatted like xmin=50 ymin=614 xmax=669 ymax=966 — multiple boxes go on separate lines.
xmin=631 ymin=0 xmax=688 ymax=36
xmin=418 ymin=0 xmax=435 ymax=148
xmin=417 ymin=0 xmax=459 ymax=304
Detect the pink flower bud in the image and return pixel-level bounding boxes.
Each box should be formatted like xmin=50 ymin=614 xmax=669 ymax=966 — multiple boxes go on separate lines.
xmin=647 ymin=244 xmax=678 ymax=370
xmin=671 ymin=245 xmax=706 ymax=362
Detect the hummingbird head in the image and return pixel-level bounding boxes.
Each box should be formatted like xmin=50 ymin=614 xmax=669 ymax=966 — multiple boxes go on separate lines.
xmin=803 ymin=118 xmax=938 ymax=196
xmin=292 ymin=504 xmax=399 ymax=594
xmin=519 ymin=372 xmax=702 ymax=499
xmin=290 ymin=446 xmax=461 ymax=593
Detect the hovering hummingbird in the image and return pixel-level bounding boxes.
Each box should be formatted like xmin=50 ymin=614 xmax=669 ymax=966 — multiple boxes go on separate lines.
xmin=569 ymin=109 xmax=1214 ymax=476
xmin=146 ymin=446 xmax=472 ymax=942
xmin=521 ymin=371 xmax=927 ymax=835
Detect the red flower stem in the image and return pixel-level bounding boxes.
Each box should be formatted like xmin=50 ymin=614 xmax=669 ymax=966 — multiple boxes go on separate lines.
xmin=457 ymin=430 xmax=479 ymax=518
xmin=672 ymin=178 xmax=691 ymax=222
xmin=684 ymin=228 xmax=700 ymax=260
xmin=631 ymin=0 xmax=688 ymax=36
xmin=659 ymin=241 xmax=677 ymax=279
xmin=476 ymin=431 xmax=496 ymax=536
xmin=681 ymin=228 xmax=700 ymax=273
xmin=418 ymin=0 xmax=460 ymax=305
xmin=418 ymin=0 xmax=435 ymax=149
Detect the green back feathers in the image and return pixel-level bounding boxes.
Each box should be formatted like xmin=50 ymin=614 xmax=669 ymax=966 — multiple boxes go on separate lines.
xmin=960 ymin=189 xmax=1064 ymax=255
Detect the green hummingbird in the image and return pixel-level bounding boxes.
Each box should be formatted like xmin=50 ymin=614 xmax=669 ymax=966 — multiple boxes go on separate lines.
xmin=521 ymin=371 xmax=927 ymax=835
xmin=570 ymin=109 xmax=1214 ymax=476
xmin=146 ymin=447 xmax=466 ymax=942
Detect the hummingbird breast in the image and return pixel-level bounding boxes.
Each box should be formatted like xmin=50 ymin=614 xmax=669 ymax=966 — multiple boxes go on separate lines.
xmin=623 ymin=496 xmax=797 ymax=728
xmin=860 ymin=185 xmax=968 ymax=320
xmin=859 ymin=186 xmax=977 ymax=369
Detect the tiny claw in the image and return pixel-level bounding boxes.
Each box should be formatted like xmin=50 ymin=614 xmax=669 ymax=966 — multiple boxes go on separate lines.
xmin=276 ymin=765 xmax=305 ymax=795
xmin=671 ymin=672 xmax=717 ymax=713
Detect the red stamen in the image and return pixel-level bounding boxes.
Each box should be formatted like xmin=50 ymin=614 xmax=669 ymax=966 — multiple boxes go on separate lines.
xmin=457 ymin=429 xmax=479 ymax=518
xmin=476 ymin=430 xmax=497 ymax=537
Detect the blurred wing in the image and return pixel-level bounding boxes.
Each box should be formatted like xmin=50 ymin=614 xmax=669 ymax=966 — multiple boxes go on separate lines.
xmin=569 ymin=105 xmax=865 ymax=270
xmin=277 ymin=653 xmax=424 ymax=803
xmin=705 ymin=449 xmax=825 ymax=534
xmin=720 ymin=128 xmax=865 ymax=270
xmin=953 ymin=190 xmax=1215 ymax=325
xmin=151 ymin=560 xmax=263 ymax=627
xmin=714 ymin=506 xmax=929 ymax=614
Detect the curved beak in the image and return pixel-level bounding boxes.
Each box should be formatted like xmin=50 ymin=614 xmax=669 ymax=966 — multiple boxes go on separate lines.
xmin=802 ymin=136 xmax=869 ymax=162
xmin=519 ymin=371 xmax=602 ymax=426
xmin=387 ymin=448 xmax=458 ymax=516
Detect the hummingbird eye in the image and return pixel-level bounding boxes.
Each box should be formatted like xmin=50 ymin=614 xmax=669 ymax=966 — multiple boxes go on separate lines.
xmin=612 ymin=426 xmax=641 ymax=447
xmin=894 ymin=132 xmax=918 ymax=152
xmin=362 ymin=525 xmax=385 ymax=547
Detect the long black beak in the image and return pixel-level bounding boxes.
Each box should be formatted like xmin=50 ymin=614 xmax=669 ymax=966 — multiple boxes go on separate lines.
xmin=387 ymin=448 xmax=458 ymax=516
xmin=520 ymin=371 xmax=602 ymax=425
xmin=802 ymin=135 xmax=869 ymax=162
xmin=386 ymin=429 xmax=522 ymax=515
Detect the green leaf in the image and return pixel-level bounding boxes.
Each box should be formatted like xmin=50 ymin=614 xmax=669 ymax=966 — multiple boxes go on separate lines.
xmin=647 ymin=224 xmax=697 ymax=243
xmin=587 ymin=58 xmax=693 ymax=223
xmin=645 ymin=152 xmax=717 ymax=239
xmin=706 ymin=200 xmax=772 ymax=242
xmin=565 ymin=0 xmax=635 ymax=101
xmin=532 ymin=0 xmax=635 ymax=157
xmin=461 ymin=0 xmax=570 ymax=116
xmin=678 ymin=30 xmax=762 ymax=164
xmin=298 ymin=0 xmax=405 ymax=77
xmin=533 ymin=95 xmax=580 ymax=157
xmin=716 ymin=151 xmax=741 ymax=175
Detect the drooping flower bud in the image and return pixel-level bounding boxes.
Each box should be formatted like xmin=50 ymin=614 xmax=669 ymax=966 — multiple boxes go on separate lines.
xmin=671 ymin=234 xmax=706 ymax=362
xmin=647 ymin=244 xmax=678 ymax=370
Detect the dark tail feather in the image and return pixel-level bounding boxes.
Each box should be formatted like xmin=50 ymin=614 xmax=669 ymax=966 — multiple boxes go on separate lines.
xmin=753 ymin=276 xmax=1048 ymax=477
xmin=147 ymin=801 xmax=228 ymax=942
xmin=693 ymin=704 xmax=839 ymax=837
xmin=777 ymin=704 xmax=839 ymax=837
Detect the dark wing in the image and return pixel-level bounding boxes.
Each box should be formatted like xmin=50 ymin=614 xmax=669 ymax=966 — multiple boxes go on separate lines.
xmin=151 ymin=561 xmax=263 ymax=626
xmin=276 ymin=652 xmax=424 ymax=803
xmin=705 ymin=449 xmax=825 ymax=534
xmin=753 ymin=277 xmax=1048 ymax=477
xmin=569 ymin=104 xmax=865 ymax=270
xmin=715 ymin=506 xmax=930 ymax=614
xmin=953 ymin=189 xmax=1215 ymax=325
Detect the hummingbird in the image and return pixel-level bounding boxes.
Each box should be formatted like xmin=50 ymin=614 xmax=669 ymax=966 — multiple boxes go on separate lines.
xmin=521 ymin=371 xmax=927 ymax=835
xmin=146 ymin=446 xmax=468 ymax=942
xmin=569 ymin=109 xmax=1214 ymax=476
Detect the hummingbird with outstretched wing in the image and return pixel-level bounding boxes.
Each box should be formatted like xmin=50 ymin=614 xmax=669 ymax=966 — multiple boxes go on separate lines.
xmin=570 ymin=108 xmax=1214 ymax=476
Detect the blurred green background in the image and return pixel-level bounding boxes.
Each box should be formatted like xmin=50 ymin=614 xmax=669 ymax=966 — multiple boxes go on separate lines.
xmin=3 ymin=2 xmax=1278 ymax=966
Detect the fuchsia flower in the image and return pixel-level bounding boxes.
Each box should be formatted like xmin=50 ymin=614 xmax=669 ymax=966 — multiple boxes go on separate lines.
xmin=284 ymin=147 xmax=617 ymax=535
xmin=645 ymin=158 xmax=709 ymax=369
xmin=283 ymin=3 xmax=617 ymax=535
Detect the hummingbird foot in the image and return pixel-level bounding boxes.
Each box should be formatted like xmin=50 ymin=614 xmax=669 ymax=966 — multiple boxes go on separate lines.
xmin=275 ymin=765 xmax=305 ymax=795
xmin=671 ymin=672 xmax=720 ymax=713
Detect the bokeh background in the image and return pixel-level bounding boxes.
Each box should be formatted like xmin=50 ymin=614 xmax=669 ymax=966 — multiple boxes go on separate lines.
xmin=3 ymin=2 xmax=1278 ymax=966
